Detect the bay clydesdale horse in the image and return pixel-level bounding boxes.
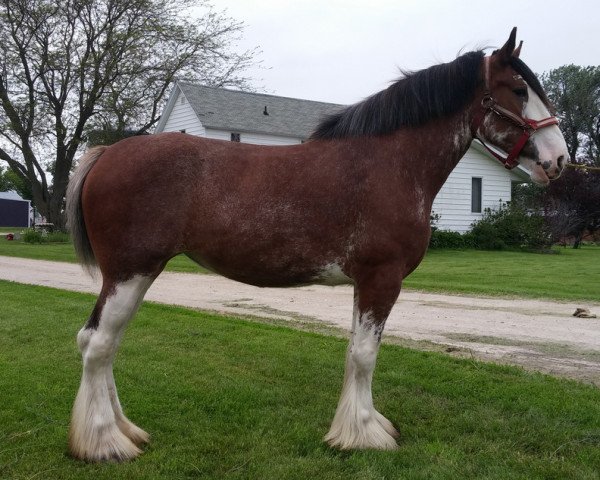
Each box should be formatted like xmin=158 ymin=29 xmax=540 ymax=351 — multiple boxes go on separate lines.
xmin=66 ymin=28 xmax=567 ymax=461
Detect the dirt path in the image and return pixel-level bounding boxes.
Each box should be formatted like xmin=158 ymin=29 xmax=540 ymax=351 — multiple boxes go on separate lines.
xmin=2 ymin=255 xmax=599 ymax=384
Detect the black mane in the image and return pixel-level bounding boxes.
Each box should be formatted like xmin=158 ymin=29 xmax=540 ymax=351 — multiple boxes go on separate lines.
xmin=310 ymin=51 xmax=486 ymax=140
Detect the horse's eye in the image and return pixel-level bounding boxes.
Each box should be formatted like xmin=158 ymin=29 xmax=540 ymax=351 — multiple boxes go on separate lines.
xmin=513 ymin=87 xmax=528 ymax=100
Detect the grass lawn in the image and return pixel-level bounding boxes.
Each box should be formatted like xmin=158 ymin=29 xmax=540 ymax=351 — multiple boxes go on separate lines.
xmin=403 ymin=247 xmax=600 ymax=301
xmin=0 ymin=231 xmax=598 ymax=301
xmin=0 ymin=238 xmax=207 ymax=273
xmin=1 ymin=280 xmax=600 ymax=479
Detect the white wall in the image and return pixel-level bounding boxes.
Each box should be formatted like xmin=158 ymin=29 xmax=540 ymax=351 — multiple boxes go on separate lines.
xmin=204 ymin=129 xmax=302 ymax=145
xmin=161 ymin=89 xmax=206 ymax=136
xmin=432 ymin=150 xmax=515 ymax=233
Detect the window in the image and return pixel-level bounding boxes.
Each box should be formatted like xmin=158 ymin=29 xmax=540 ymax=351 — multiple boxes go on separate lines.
xmin=471 ymin=177 xmax=482 ymax=213
xmin=230 ymin=133 xmax=241 ymax=142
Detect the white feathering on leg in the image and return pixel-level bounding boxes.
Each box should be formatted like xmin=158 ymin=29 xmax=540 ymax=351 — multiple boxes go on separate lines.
xmin=325 ymin=310 xmax=398 ymax=450
xmin=69 ymin=276 xmax=153 ymax=461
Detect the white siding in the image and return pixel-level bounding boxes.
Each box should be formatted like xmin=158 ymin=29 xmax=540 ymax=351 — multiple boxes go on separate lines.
xmin=204 ymin=129 xmax=302 ymax=145
xmin=161 ymin=90 xmax=206 ymax=136
xmin=432 ymin=150 xmax=514 ymax=233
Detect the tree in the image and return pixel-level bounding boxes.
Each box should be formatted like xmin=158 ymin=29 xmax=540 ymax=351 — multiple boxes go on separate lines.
xmin=540 ymin=65 xmax=600 ymax=164
xmin=543 ymin=167 xmax=600 ymax=248
xmin=539 ymin=65 xmax=600 ymax=246
xmin=0 ymin=163 xmax=31 ymax=198
xmin=0 ymin=0 xmax=258 ymax=228
xmin=0 ymin=164 xmax=10 ymax=192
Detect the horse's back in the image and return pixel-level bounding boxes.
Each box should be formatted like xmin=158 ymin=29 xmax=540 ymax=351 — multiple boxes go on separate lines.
xmin=80 ymin=133 xmax=361 ymax=284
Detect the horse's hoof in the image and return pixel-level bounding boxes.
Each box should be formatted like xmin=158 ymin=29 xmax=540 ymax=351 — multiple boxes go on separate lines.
xmin=324 ymin=410 xmax=399 ymax=450
xmin=117 ymin=417 xmax=150 ymax=446
xmin=69 ymin=424 xmax=143 ymax=462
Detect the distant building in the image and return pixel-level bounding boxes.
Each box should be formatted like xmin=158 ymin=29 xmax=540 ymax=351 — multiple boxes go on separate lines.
xmin=156 ymin=83 xmax=529 ymax=232
xmin=0 ymin=191 xmax=30 ymax=228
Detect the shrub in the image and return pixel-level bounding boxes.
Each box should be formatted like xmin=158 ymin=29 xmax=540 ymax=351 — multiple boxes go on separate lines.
xmin=429 ymin=230 xmax=471 ymax=249
xmin=22 ymin=228 xmax=44 ymax=244
xmin=21 ymin=228 xmax=70 ymax=244
xmin=469 ymin=202 xmax=552 ymax=251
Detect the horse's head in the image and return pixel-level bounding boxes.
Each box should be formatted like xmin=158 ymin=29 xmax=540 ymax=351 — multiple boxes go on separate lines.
xmin=473 ymin=27 xmax=568 ymax=185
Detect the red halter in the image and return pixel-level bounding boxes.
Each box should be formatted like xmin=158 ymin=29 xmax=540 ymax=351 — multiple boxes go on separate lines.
xmin=473 ymin=57 xmax=559 ymax=169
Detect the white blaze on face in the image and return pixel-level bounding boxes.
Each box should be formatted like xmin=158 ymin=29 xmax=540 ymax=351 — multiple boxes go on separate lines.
xmin=521 ymin=86 xmax=569 ymax=185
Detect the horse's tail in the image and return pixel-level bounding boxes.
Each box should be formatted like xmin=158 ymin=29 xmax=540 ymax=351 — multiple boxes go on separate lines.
xmin=66 ymin=146 xmax=107 ymax=273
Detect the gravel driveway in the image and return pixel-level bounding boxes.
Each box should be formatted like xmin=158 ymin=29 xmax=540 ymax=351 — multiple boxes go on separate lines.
xmin=2 ymin=255 xmax=599 ymax=384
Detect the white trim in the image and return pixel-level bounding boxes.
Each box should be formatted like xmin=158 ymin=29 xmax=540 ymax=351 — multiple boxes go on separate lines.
xmin=155 ymin=85 xmax=180 ymax=133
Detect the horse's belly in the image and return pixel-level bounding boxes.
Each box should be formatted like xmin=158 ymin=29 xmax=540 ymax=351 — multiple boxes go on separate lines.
xmin=185 ymin=252 xmax=353 ymax=288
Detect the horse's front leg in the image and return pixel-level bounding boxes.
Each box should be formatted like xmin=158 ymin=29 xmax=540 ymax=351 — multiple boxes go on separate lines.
xmin=325 ymin=266 xmax=401 ymax=450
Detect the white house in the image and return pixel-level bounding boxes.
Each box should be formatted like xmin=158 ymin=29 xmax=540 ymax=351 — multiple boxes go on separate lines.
xmin=155 ymin=83 xmax=529 ymax=232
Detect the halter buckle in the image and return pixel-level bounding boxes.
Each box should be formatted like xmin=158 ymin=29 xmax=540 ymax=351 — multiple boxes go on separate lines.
xmin=481 ymin=95 xmax=495 ymax=109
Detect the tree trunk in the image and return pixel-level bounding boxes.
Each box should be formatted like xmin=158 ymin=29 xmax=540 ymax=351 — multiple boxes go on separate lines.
xmin=31 ymin=180 xmax=67 ymax=230
xmin=573 ymin=231 xmax=584 ymax=249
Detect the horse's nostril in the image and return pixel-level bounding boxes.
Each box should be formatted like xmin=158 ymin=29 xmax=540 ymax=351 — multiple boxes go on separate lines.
xmin=542 ymin=160 xmax=552 ymax=171
xmin=557 ymin=155 xmax=565 ymax=169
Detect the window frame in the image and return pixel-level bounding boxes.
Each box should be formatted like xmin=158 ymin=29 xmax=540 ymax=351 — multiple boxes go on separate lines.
xmin=471 ymin=177 xmax=483 ymax=214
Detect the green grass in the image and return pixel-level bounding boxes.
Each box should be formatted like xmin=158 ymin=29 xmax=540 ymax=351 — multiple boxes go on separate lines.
xmin=0 ymin=226 xmax=22 ymax=233
xmin=0 ymin=238 xmax=207 ymax=273
xmin=1 ymin=280 xmax=600 ymax=479
xmin=403 ymin=247 xmax=600 ymax=301
xmin=0 ymin=232 xmax=599 ymax=300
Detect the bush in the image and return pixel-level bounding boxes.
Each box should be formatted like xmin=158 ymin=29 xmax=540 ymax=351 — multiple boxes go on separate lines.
xmin=469 ymin=202 xmax=552 ymax=251
xmin=21 ymin=228 xmax=70 ymax=244
xmin=22 ymin=228 xmax=44 ymax=244
xmin=429 ymin=230 xmax=472 ymax=249
xmin=427 ymin=204 xmax=553 ymax=251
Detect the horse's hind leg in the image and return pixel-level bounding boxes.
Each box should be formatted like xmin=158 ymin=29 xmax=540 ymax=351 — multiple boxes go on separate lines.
xmin=69 ymin=275 xmax=155 ymax=462
xmin=107 ymin=366 xmax=150 ymax=447
xmin=325 ymin=267 xmax=401 ymax=450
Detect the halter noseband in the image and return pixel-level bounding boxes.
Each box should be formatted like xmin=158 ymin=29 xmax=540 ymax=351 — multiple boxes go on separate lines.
xmin=473 ymin=56 xmax=559 ymax=169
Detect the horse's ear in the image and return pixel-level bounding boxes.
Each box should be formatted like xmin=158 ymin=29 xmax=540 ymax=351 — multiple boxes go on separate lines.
xmin=512 ymin=40 xmax=523 ymax=58
xmin=496 ymin=27 xmax=518 ymax=64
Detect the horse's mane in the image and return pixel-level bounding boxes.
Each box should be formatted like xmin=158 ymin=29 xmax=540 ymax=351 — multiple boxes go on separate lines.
xmin=310 ymin=50 xmax=550 ymax=140
xmin=310 ymin=51 xmax=485 ymax=140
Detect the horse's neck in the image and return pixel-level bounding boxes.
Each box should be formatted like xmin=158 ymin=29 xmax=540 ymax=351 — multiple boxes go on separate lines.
xmin=381 ymin=111 xmax=474 ymax=198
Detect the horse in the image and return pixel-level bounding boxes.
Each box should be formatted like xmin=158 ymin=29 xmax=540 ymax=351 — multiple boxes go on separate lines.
xmin=65 ymin=28 xmax=568 ymax=461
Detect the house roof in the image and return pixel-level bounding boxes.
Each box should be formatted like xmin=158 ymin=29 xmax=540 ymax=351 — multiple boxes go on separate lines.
xmin=0 ymin=190 xmax=26 ymax=201
xmin=175 ymin=82 xmax=345 ymax=139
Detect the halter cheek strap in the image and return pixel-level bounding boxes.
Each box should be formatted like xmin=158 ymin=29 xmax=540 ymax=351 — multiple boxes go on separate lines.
xmin=472 ymin=57 xmax=559 ymax=169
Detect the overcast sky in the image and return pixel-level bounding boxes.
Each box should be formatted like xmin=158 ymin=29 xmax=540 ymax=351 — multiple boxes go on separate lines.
xmin=199 ymin=0 xmax=599 ymax=105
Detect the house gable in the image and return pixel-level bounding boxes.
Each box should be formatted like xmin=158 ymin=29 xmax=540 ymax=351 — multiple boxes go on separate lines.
xmin=157 ymin=86 xmax=205 ymax=136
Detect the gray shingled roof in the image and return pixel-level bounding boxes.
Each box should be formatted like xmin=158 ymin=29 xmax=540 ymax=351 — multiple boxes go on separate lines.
xmin=178 ymin=82 xmax=345 ymax=139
